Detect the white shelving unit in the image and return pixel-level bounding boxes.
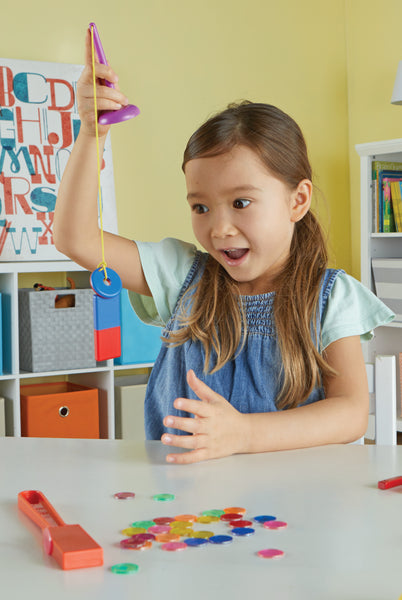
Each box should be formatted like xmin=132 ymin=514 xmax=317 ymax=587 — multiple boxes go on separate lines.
xmin=0 ymin=260 xmax=153 ymax=439
xmin=356 ymin=138 xmax=402 ymax=444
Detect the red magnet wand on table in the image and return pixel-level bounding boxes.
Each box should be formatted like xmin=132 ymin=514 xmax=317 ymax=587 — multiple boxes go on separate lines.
xmin=18 ymin=490 xmax=103 ymax=570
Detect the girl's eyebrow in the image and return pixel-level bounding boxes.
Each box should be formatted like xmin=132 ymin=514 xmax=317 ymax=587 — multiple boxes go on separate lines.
xmin=187 ymin=185 xmax=262 ymax=201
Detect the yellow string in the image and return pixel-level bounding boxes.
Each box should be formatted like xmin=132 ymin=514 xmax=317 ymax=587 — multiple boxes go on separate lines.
xmin=90 ymin=25 xmax=108 ymax=281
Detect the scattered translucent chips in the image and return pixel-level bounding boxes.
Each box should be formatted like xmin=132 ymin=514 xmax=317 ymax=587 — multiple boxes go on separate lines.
xmin=220 ymin=513 xmax=242 ymax=522
xmin=184 ymin=537 xmax=209 ymax=547
xmin=114 ymin=492 xmax=135 ymax=500
xmin=155 ymin=533 xmax=181 ymax=543
xmin=111 ymin=563 xmax=139 ymax=574
xmin=232 ymin=527 xmax=255 ymax=536
xmin=263 ymin=520 xmax=287 ymax=530
xmin=257 ymin=548 xmax=285 ymax=559
xmin=201 ymin=509 xmax=224 ymax=517
xmin=192 ymin=530 xmax=214 ymax=539
xmin=175 ymin=514 xmax=198 ymax=522
xmin=131 ymin=520 xmax=155 ymax=529
xmin=254 ymin=515 xmax=276 ymax=523
xmin=229 ymin=520 xmax=253 ymax=528
xmin=153 ymin=493 xmax=175 ymax=502
xmin=224 ymin=507 xmax=246 ymax=514
xmin=148 ymin=525 xmax=171 ymax=535
xmin=209 ymin=535 xmax=233 ymax=545
xmin=153 ymin=517 xmax=175 ymax=525
xmin=196 ymin=515 xmax=219 ymax=524
xmin=116 ymin=498 xmax=287 ymax=561
xmin=161 ymin=542 xmax=187 ymax=552
xmin=121 ymin=527 xmax=146 ymax=536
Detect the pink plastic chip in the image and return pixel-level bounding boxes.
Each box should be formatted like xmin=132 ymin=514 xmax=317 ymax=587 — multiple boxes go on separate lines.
xmin=120 ymin=538 xmax=148 ymax=549
xmin=263 ymin=520 xmax=288 ymax=530
xmin=148 ymin=525 xmax=171 ymax=535
xmin=257 ymin=548 xmax=285 ymax=559
xmin=161 ymin=542 xmax=187 ymax=552
xmin=114 ymin=492 xmax=135 ymax=499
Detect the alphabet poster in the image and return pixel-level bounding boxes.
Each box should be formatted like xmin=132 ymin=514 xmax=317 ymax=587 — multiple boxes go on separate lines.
xmin=0 ymin=58 xmax=118 ymax=261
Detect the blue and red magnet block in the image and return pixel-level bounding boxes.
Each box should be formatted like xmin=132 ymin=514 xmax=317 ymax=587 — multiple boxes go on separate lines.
xmin=90 ymin=268 xmax=122 ymax=361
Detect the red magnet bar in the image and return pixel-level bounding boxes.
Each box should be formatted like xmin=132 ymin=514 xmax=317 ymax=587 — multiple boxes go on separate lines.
xmin=18 ymin=490 xmax=103 ymax=570
xmin=378 ymin=476 xmax=402 ymax=490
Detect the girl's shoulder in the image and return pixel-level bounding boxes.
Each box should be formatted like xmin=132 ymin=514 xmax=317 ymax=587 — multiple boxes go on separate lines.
xmin=321 ymin=270 xmax=395 ymax=349
xmin=129 ymin=238 xmax=203 ymax=326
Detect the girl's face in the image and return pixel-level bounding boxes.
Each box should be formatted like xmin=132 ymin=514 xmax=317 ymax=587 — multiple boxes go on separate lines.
xmin=184 ymin=145 xmax=311 ymax=295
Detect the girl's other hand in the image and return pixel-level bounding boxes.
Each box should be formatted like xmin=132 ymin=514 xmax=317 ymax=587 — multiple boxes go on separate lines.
xmin=77 ymin=28 xmax=129 ymax=138
xmin=161 ymin=370 xmax=249 ymax=464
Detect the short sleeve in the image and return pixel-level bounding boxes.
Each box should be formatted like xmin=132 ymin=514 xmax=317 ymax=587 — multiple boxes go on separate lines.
xmin=321 ymin=272 xmax=395 ymax=349
xmin=128 ymin=238 xmax=197 ymax=326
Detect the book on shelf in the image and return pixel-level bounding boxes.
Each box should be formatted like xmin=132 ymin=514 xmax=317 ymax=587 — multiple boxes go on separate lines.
xmin=0 ymin=397 xmax=4 ymax=436
xmin=389 ymin=180 xmax=402 ymax=232
xmin=382 ymin=179 xmax=396 ymax=232
xmin=372 ymin=161 xmax=402 ymax=232
xmin=400 ymin=353 xmax=402 ymax=417
xmin=378 ymin=170 xmax=402 ymax=232
xmin=372 ymin=258 xmax=402 ymax=322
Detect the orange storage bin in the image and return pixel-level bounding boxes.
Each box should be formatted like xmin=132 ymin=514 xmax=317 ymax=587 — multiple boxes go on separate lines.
xmin=20 ymin=382 xmax=99 ymax=439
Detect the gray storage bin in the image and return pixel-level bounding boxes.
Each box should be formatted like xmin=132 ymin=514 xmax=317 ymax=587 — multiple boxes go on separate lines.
xmin=18 ymin=288 xmax=96 ymax=372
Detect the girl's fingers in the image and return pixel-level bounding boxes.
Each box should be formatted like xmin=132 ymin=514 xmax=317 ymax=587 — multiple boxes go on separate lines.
xmin=172 ymin=397 xmax=211 ymax=418
xmin=80 ymin=84 xmax=126 ymax=107
xmin=186 ymin=370 xmax=221 ymax=404
xmin=84 ymin=28 xmax=95 ymax=66
xmin=162 ymin=432 xmax=206 ymax=450
xmin=163 ymin=414 xmax=204 ymax=434
xmin=84 ymin=29 xmax=119 ymax=86
xmin=166 ymin=448 xmax=208 ymax=465
xmin=81 ymin=62 xmax=119 ymax=88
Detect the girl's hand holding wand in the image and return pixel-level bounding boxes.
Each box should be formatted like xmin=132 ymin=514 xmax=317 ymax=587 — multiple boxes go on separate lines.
xmin=77 ymin=28 xmax=129 ymax=138
xmin=161 ymin=370 xmax=247 ymax=464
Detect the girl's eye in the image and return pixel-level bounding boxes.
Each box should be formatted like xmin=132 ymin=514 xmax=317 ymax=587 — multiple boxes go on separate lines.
xmin=192 ymin=204 xmax=209 ymax=214
xmin=233 ymin=198 xmax=250 ymax=209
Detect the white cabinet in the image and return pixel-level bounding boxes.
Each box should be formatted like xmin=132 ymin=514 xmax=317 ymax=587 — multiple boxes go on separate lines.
xmin=356 ymin=139 xmax=402 ymax=443
xmin=0 ymin=260 xmax=153 ymax=438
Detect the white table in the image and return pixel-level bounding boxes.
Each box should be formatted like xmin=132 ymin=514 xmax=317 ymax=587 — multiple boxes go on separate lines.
xmin=1 ymin=438 xmax=402 ymax=600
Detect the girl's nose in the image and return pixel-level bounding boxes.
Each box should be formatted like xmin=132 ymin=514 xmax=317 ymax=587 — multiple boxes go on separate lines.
xmin=211 ymin=214 xmax=237 ymax=239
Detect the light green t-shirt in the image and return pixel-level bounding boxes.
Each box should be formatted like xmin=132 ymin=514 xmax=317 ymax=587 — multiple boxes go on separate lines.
xmin=129 ymin=237 xmax=395 ymax=348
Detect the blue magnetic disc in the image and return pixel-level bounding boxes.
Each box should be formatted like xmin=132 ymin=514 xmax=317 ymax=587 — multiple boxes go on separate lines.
xmin=231 ymin=527 xmax=255 ymax=536
xmin=90 ymin=267 xmax=122 ymax=298
xmin=254 ymin=515 xmax=276 ymax=523
xmin=208 ymin=535 xmax=233 ymax=545
xmin=184 ymin=538 xmax=209 ymax=547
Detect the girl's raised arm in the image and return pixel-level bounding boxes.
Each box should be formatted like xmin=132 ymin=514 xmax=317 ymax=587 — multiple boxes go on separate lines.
xmin=53 ymin=29 xmax=150 ymax=297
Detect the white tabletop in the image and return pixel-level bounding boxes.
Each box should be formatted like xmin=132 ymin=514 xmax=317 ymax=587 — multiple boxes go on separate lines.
xmin=1 ymin=438 xmax=402 ymax=600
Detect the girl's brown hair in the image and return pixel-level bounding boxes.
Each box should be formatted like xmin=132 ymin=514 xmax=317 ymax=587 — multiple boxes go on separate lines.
xmin=166 ymin=101 xmax=335 ymax=410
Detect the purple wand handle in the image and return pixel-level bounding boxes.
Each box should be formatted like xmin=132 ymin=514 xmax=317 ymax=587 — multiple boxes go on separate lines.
xmin=89 ymin=22 xmax=140 ymax=124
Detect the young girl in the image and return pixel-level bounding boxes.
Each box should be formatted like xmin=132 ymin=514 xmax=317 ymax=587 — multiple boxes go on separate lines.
xmin=54 ymin=30 xmax=394 ymax=464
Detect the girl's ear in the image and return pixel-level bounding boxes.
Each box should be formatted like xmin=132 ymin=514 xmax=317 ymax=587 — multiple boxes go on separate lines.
xmin=290 ymin=179 xmax=312 ymax=222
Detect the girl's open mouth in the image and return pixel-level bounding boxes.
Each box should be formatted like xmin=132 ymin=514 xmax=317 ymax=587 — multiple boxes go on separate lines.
xmin=221 ymin=248 xmax=249 ymax=266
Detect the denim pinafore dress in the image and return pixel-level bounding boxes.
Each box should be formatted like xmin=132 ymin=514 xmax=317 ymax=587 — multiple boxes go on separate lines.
xmin=144 ymin=251 xmax=341 ymax=440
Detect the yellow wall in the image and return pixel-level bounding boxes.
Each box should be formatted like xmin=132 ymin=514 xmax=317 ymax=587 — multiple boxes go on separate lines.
xmin=346 ymin=0 xmax=402 ymax=277
xmin=2 ymin=1 xmax=352 ymax=271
